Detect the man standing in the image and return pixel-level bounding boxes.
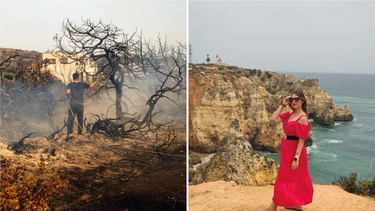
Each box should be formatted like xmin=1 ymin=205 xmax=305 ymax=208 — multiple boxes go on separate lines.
xmin=66 ymin=72 xmax=97 ymax=137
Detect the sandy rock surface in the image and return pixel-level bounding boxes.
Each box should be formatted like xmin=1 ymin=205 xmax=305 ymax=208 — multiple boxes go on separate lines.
xmin=189 ymin=181 xmax=375 ymax=211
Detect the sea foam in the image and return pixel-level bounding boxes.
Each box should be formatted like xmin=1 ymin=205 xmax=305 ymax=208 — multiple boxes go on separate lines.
xmin=323 ymin=139 xmax=344 ymax=144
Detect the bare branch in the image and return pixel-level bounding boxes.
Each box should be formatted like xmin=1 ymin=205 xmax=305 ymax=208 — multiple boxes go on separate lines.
xmin=0 ymin=54 xmax=21 ymax=70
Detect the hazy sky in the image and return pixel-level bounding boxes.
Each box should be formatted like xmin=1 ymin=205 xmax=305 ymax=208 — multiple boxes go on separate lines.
xmin=0 ymin=0 xmax=186 ymax=52
xmin=189 ymin=1 xmax=375 ymax=74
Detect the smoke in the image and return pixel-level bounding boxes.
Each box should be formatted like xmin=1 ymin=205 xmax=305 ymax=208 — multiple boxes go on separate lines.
xmin=82 ymin=67 xmax=187 ymax=127
xmin=1 ymin=56 xmax=186 ymax=141
xmin=0 ymin=79 xmax=66 ymax=140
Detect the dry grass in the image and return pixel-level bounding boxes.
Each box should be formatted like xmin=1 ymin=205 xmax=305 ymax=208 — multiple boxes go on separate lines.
xmin=0 ymin=160 xmax=69 ymax=211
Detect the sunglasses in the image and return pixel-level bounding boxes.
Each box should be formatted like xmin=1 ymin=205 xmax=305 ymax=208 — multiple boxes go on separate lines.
xmin=289 ymin=97 xmax=301 ymax=103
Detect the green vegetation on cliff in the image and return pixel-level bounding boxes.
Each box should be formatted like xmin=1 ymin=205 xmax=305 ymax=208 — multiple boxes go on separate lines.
xmin=334 ymin=159 xmax=375 ymax=197
xmin=334 ymin=173 xmax=375 ymax=197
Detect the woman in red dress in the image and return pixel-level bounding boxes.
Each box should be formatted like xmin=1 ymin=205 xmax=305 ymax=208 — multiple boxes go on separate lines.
xmin=263 ymin=90 xmax=314 ymax=211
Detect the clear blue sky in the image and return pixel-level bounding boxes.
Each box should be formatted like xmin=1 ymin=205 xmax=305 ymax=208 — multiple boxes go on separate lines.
xmin=189 ymin=1 xmax=375 ymax=74
xmin=0 ymin=0 xmax=186 ymax=53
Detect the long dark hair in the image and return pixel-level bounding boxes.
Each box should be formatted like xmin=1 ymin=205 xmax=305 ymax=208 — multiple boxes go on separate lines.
xmin=290 ymin=90 xmax=308 ymax=114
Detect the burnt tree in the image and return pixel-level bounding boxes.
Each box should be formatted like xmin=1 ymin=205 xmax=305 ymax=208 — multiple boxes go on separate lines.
xmin=0 ymin=55 xmax=65 ymax=139
xmin=0 ymin=54 xmax=20 ymax=87
xmin=54 ymin=18 xmax=138 ymax=119
xmin=53 ymin=18 xmax=186 ymax=136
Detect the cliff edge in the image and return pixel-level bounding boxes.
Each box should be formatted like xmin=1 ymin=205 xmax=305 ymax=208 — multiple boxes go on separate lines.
xmin=189 ymin=64 xmax=353 ymax=185
xmin=189 ymin=64 xmax=353 ymax=153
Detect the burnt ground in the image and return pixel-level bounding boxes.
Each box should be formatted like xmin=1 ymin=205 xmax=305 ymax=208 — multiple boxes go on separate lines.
xmin=54 ymin=156 xmax=186 ymax=211
xmin=0 ymin=132 xmax=186 ymax=211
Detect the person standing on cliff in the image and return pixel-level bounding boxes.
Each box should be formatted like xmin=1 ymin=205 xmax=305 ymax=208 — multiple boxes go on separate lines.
xmin=263 ymin=90 xmax=314 ymax=211
xmin=66 ymin=72 xmax=97 ymax=138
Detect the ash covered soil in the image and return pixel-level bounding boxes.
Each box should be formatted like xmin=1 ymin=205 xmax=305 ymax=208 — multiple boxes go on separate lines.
xmin=0 ymin=131 xmax=186 ymax=211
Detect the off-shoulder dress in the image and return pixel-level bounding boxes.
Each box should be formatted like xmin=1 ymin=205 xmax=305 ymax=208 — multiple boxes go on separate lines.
xmin=272 ymin=111 xmax=314 ymax=207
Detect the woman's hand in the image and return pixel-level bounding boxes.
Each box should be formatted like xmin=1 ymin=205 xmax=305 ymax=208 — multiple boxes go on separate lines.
xmin=282 ymin=96 xmax=291 ymax=106
xmin=291 ymin=159 xmax=299 ymax=170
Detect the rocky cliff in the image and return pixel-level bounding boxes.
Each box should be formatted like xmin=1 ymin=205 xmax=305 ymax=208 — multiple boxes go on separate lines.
xmin=189 ymin=64 xmax=353 ymax=185
xmin=191 ymin=119 xmax=278 ymax=185
xmin=189 ymin=64 xmax=353 ymax=154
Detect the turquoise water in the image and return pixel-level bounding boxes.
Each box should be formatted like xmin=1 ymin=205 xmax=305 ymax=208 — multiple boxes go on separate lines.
xmin=264 ymin=73 xmax=375 ymax=184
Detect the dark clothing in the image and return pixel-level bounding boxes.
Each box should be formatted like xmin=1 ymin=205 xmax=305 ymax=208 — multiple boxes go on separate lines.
xmin=67 ymin=82 xmax=90 ymax=107
xmin=68 ymin=105 xmax=84 ymax=134
xmin=67 ymin=82 xmax=90 ymax=134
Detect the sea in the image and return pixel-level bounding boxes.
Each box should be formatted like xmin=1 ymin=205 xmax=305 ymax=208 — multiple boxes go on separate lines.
xmin=264 ymin=72 xmax=375 ymax=184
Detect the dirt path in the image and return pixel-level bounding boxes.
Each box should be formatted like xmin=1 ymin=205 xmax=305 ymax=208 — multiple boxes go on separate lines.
xmin=189 ymin=181 xmax=375 ymax=211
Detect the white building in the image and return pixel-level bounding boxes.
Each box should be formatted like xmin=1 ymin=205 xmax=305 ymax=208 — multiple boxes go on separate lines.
xmin=42 ymin=52 xmax=98 ymax=84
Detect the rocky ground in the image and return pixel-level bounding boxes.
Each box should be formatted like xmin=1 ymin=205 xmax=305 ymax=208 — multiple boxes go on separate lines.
xmin=0 ymin=130 xmax=186 ymax=211
xmin=189 ymin=181 xmax=375 ymax=211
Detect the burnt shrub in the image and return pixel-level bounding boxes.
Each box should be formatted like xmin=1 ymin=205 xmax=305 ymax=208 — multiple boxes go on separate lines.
xmin=0 ymin=160 xmax=69 ymax=211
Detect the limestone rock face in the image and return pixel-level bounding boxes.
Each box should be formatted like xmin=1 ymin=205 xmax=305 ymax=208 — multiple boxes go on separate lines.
xmin=189 ymin=65 xmax=353 ymax=153
xmin=294 ymin=78 xmax=337 ymax=125
xmin=189 ymin=153 xmax=202 ymax=166
xmin=192 ymin=119 xmax=278 ymax=185
xmin=189 ymin=72 xmax=283 ymax=153
xmin=335 ymin=104 xmax=354 ymax=121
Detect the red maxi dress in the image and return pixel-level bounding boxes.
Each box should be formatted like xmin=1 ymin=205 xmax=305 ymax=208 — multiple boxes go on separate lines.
xmin=273 ymin=112 xmax=314 ymax=207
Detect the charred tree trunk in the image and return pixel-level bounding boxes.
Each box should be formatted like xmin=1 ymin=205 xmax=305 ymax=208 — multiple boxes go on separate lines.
xmin=52 ymin=18 xmax=186 ymax=137
xmin=109 ymin=73 xmax=123 ymax=119
xmin=115 ymin=84 xmax=123 ymax=119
